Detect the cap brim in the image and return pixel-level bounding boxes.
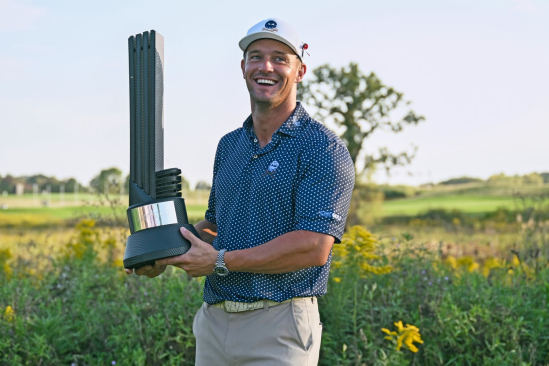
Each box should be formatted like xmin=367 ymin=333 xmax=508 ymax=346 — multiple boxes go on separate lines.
xmin=239 ymin=32 xmax=302 ymax=60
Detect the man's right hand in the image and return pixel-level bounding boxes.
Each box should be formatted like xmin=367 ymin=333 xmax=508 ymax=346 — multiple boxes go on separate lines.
xmin=125 ymin=263 xmax=167 ymax=278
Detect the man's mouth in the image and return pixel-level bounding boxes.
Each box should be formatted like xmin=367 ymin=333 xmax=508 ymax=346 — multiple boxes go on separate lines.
xmin=255 ymin=78 xmax=278 ymax=86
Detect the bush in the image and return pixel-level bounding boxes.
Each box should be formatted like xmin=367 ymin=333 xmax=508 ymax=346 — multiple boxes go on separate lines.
xmin=1 ymin=224 xmax=549 ymax=365
xmin=320 ymin=230 xmax=549 ymax=365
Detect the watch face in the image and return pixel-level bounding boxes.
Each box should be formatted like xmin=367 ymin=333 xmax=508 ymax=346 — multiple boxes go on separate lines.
xmin=214 ymin=266 xmax=229 ymax=276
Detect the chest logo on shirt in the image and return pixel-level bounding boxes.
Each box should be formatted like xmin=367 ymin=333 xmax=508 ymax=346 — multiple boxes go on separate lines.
xmin=262 ymin=160 xmax=279 ymax=178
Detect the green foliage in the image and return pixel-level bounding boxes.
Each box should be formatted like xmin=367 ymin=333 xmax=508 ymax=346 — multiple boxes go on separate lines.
xmin=0 ymin=174 xmax=18 ymax=193
xmin=2 ymin=219 xmax=549 ymax=365
xmin=90 ymin=167 xmax=123 ymax=194
xmin=439 ymin=176 xmax=483 ymax=185
xmin=0 ymin=220 xmax=203 ymax=365
xmin=321 ymin=235 xmax=549 ymax=365
xmin=298 ymin=62 xmax=425 ymax=175
xmin=488 ymin=172 xmax=549 ymax=186
xmin=380 ymin=185 xmax=417 ymax=200
xmin=0 ymin=265 xmax=203 ymax=365
xmin=194 ymin=181 xmax=211 ymax=191
xmin=0 ymin=174 xmax=84 ymax=194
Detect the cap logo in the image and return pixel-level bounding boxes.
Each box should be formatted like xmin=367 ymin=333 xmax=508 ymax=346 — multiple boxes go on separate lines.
xmin=262 ymin=20 xmax=278 ymax=32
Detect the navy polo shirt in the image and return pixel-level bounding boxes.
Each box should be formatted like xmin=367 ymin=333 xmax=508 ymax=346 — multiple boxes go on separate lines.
xmin=203 ymin=102 xmax=355 ymax=304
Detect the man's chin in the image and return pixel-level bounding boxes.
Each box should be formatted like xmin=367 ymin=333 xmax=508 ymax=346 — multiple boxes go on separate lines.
xmin=250 ymin=93 xmax=277 ymax=105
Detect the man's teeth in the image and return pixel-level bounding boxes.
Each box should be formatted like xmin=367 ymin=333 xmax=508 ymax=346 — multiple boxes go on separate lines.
xmin=257 ymin=79 xmax=276 ymax=85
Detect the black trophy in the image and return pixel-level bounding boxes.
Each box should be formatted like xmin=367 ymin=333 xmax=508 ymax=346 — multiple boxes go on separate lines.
xmin=124 ymin=30 xmax=200 ymax=269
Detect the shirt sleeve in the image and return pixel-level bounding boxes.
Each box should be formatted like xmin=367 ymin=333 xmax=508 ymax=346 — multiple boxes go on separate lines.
xmin=293 ymin=139 xmax=355 ymax=243
xmin=205 ymin=139 xmax=224 ymax=225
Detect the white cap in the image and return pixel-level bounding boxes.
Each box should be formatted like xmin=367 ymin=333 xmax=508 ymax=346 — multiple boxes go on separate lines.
xmin=239 ymin=18 xmax=306 ymax=61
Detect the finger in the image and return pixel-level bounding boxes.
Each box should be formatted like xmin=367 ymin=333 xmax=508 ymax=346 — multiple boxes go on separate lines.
xmin=135 ymin=265 xmax=153 ymax=276
xmin=150 ymin=264 xmax=167 ymax=274
xmin=156 ymin=255 xmax=188 ymax=266
xmin=180 ymin=226 xmax=199 ymax=244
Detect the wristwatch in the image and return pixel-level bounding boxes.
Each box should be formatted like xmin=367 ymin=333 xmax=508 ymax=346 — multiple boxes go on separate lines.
xmin=214 ymin=249 xmax=229 ymax=276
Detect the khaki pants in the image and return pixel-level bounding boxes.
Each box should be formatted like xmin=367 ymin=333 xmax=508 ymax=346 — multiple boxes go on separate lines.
xmin=193 ymin=297 xmax=323 ymax=366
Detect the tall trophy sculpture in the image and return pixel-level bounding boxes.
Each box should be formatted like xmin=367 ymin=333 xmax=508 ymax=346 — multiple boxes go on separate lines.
xmin=123 ymin=30 xmax=200 ymax=269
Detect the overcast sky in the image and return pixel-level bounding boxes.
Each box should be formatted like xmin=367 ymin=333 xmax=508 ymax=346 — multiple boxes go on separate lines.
xmin=1 ymin=0 xmax=548 ymax=188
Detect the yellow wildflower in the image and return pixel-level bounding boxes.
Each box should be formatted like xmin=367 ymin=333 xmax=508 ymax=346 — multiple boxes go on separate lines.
xmin=381 ymin=328 xmax=397 ymax=340
xmin=4 ymin=305 xmax=15 ymax=322
xmin=113 ymin=258 xmax=124 ymax=268
xmin=444 ymin=256 xmax=458 ymax=270
xmin=332 ymin=277 xmax=342 ymax=283
xmin=334 ymin=226 xmax=392 ymax=277
xmin=64 ymin=219 xmax=100 ymax=259
xmin=457 ymin=256 xmax=479 ymax=273
xmin=444 ymin=255 xmax=480 ymax=274
xmin=511 ymin=254 xmax=521 ymax=268
xmin=0 ymin=248 xmax=13 ymax=278
xmin=382 ymin=320 xmax=424 ymax=353
xmin=482 ymin=257 xmax=505 ymax=277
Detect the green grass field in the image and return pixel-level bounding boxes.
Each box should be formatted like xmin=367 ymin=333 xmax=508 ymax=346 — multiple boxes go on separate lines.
xmin=380 ymin=194 xmax=518 ymax=217
xmin=1 ymin=184 xmax=546 ymax=226
xmin=0 ymin=193 xmax=209 ymax=227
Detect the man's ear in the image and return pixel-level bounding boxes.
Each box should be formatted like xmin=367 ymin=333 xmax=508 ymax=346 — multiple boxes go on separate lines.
xmin=295 ymin=62 xmax=307 ymax=83
xmin=241 ymin=59 xmax=245 ymax=78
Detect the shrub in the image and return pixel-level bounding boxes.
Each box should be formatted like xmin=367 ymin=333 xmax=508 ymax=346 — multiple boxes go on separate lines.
xmin=1 ymin=224 xmax=549 ymax=365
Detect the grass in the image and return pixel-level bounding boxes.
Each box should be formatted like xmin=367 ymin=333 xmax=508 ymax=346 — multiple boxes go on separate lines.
xmin=0 ymin=205 xmax=208 ymax=221
xmin=380 ymin=195 xmax=518 ymax=217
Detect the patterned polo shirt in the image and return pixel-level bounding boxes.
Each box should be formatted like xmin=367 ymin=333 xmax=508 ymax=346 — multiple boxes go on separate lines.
xmin=203 ymin=102 xmax=355 ymax=304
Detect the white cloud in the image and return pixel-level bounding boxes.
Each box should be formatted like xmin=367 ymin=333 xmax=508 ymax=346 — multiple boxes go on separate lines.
xmin=0 ymin=0 xmax=46 ymax=32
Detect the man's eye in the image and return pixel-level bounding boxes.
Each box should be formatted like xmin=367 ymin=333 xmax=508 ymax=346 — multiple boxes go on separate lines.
xmin=250 ymin=55 xmax=260 ymax=60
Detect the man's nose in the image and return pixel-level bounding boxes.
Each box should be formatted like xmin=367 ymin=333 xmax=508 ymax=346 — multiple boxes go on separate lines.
xmin=258 ymin=59 xmax=274 ymax=73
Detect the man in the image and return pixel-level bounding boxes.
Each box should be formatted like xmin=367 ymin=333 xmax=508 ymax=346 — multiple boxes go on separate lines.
xmin=126 ymin=18 xmax=355 ymax=365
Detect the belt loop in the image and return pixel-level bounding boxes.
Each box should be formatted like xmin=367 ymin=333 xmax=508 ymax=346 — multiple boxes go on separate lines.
xmin=206 ymin=302 xmax=212 ymax=309
xmin=263 ymin=300 xmax=269 ymax=311
xmin=311 ymin=297 xmax=315 ymax=304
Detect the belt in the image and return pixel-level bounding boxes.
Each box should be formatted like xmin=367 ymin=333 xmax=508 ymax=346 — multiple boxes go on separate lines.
xmin=210 ymin=297 xmax=313 ymax=313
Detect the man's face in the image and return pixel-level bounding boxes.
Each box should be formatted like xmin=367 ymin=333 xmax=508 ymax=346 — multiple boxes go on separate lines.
xmin=241 ymin=39 xmax=306 ymax=107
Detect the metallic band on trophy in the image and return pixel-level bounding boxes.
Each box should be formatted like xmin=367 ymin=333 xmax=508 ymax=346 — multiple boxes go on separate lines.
xmin=129 ymin=201 xmax=178 ymax=232
xmin=124 ymin=30 xmax=200 ymax=269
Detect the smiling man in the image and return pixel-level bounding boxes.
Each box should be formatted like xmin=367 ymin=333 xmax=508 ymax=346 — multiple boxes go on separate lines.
xmin=127 ymin=18 xmax=355 ymax=365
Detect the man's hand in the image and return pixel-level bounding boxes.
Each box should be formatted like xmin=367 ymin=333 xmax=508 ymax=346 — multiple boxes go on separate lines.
xmin=125 ymin=264 xmax=167 ymax=278
xmin=155 ymin=226 xmax=218 ymax=277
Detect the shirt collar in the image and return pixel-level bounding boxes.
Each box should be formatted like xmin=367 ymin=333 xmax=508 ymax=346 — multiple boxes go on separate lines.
xmin=242 ymin=102 xmax=310 ymax=139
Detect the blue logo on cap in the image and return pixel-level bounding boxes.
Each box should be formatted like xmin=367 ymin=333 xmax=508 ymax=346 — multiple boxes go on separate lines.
xmin=264 ymin=20 xmax=277 ymax=29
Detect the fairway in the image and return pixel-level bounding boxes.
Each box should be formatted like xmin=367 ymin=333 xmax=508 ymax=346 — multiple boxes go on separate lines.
xmin=381 ymin=194 xmax=517 ymax=217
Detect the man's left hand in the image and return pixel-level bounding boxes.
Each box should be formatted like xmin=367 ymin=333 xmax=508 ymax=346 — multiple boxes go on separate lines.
xmin=155 ymin=226 xmax=218 ymax=277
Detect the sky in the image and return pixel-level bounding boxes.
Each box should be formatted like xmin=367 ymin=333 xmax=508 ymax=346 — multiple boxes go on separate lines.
xmin=0 ymin=0 xmax=548 ymax=188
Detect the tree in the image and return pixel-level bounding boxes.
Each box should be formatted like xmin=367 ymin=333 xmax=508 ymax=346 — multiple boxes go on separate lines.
xmin=195 ymin=181 xmax=212 ymax=191
xmin=439 ymin=177 xmax=483 ymax=185
xmin=523 ymin=173 xmax=543 ymax=185
xmin=90 ymin=167 xmax=123 ymax=194
xmin=0 ymin=175 xmax=16 ymax=193
xmin=64 ymin=178 xmax=80 ymax=193
xmin=298 ymin=62 xmax=425 ymax=176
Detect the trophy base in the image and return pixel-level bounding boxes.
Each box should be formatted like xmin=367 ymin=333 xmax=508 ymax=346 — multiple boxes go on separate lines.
xmin=123 ymin=223 xmax=201 ymax=269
